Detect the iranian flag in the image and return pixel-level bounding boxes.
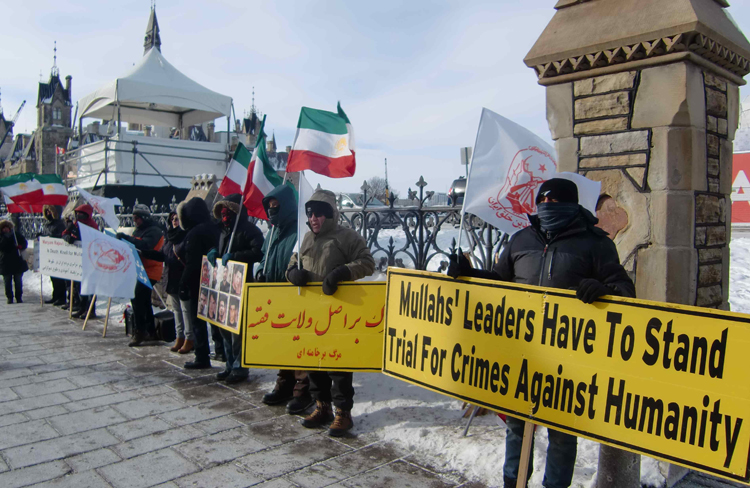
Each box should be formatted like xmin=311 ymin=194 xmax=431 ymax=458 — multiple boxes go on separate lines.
xmin=243 ymin=133 xmax=283 ymax=219
xmin=218 ymin=143 xmax=253 ymax=196
xmin=37 ymin=174 xmax=68 ymax=206
xmin=0 ymin=173 xmax=44 ymax=213
xmin=286 ymin=102 xmax=355 ymax=178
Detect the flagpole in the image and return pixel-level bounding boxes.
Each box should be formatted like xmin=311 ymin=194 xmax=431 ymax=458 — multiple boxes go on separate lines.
xmin=261 ymin=171 xmax=288 ymax=277
xmin=296 ymin=171 xmax=306 ymax=296
xmin=456 ymin=109 xmax=485 ymax=260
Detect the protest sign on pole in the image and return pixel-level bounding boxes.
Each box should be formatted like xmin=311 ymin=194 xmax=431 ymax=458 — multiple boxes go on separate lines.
xmin=383 ymin=268 xmax=750 ymax=483
xmin=79 ymin=225 xmax=137 ymax=299
xmin=38 ymin=237 xmax=83 ymax=281
xmin=241 ymin=282 xmax=386 ymax=372
xmin=75 ymin=186 xmax=122 ymax=231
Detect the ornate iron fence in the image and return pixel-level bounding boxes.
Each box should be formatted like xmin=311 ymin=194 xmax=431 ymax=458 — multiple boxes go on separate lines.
xmin=5 ymin=177 xmax=507 ymax=272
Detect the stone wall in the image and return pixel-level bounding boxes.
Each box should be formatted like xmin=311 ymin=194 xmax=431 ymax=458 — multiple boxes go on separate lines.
xmin=546 ymin=62 xmax=738 ymax=309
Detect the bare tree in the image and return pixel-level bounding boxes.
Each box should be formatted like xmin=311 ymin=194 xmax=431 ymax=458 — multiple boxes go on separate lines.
xmin=366 ymin=176 xmax=398 ymax=203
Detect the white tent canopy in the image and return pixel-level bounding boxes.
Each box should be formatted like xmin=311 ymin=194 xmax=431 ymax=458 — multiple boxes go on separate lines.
xmin=78 ymin=48 xmax=232 ymax=128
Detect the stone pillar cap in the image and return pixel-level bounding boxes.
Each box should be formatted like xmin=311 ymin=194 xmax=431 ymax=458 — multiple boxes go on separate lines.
xmin=525 ymin=0 xmax=750 ymax=85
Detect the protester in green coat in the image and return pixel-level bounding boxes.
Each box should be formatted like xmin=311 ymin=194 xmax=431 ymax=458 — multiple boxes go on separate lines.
xmin=257 ymin=184 xmax=313 ymax=414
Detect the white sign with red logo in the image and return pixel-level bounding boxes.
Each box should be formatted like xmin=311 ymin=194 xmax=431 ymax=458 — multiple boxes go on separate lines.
xmin=79 ymin=224 xmax=136 ymax=299
xmin=74 ymin=186 xmax=122 ymax=231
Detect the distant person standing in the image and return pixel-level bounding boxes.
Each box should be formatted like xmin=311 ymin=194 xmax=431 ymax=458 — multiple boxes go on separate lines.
xmin=62 ymin=204 xmax=99 ymax=318
xmin=177 ymin=197 xmax=220 ymax=369
xmin=287 ymin=189 xmax=375 ymax=437
xmin=0 ymin=220 xmax=28 ymax=304
xmin=39 ymin=205 xmax=67 ymax=305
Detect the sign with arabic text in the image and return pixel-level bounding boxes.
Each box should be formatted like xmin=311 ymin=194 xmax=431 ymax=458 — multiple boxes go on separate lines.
xmin=384 ymin=268 xmax=750 ymax=484
xmin=39 ymin=237 xmax=82 ymax=281
xmin=242 ymin=282 xmax=386 ymax=372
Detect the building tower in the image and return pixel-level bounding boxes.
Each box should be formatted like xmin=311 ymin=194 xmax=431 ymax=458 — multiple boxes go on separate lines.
xmin=35 ymin=42 xmax=73 ymax=174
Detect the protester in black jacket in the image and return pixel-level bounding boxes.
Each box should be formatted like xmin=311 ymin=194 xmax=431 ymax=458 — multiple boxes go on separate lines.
xmin=448 ymin=178 xmax=635 ymax=488
xmin=177 ymin=197 xmax=220 ymax=369
xmin=207 ymin=193 xmax=264 ymax=384
xmin=39 ymin=205 xmax=67 ymax=305
xmin=0 ymin=220 xmax=28 ymax=304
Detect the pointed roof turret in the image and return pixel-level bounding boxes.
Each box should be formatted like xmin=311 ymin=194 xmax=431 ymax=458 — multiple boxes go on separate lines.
xmin=144 ymin=7 xmax=162 ymax=55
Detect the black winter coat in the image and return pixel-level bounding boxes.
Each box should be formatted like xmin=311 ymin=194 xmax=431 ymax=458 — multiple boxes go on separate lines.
xmin=491 ymin=209 xmax=635 ymax=298
xmin=163 ymin=227 xmax=186 ymax=295
xmin=218 ymin=216 xmax=264 ymax=279
xmin=40 ymin=206 xmax=65 ymax=238
xmin=0 ymin=227 xmax=28 ymax=276
xmin=177 ymin=198 xmax=220 ymax=300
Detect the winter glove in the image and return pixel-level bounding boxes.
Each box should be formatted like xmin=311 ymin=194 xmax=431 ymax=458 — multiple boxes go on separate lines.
xmin=16 ymin=245 xmax=23 ymax=250
xmin=207 ymin=248 xmax=219 ymax=267
xmin=221 ymin=252 xmax=233 ymax=267
xmin=447 ymin=250 xmax=473 ymax=279
xmin=255 ymin=270 xmax=266 ymax=283
xmin=287 ymin=267 xmax=309 ymax=287
xmin=63 ymin=234 xmax=76 ymax=245
xmin=576 ymin=278 xmax=611 ymax=304
xmin=322 ymin=265 xmax=352 ymax=296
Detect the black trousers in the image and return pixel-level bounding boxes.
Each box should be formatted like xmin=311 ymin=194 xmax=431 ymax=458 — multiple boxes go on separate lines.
xmin=51 ymin=277 xmax=66 ymax=301
xmin=130 ymin=281 xmax=156 ymax=336
xmin=187 ymin=297 xmax=210 ymax=364
xmin=3 ymin=274 xmax=22 ymax=300
xmin=211 ymin=325 xmax=225 ymax=356
xmin=308 ymin=371 xmax=354 ymax=410
xmin=275 ymin=370 xmax=310 ymax=398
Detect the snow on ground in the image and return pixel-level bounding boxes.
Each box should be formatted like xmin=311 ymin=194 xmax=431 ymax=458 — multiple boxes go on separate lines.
xmin=21 ymin=235 xmax=750 ymax=487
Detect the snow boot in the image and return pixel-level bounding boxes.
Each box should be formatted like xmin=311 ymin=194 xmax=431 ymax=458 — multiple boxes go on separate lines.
xmin=129 ymin=332 xmax=145 ymax=347
xmin=287 ymin=394 xmax=314 ymax=415
xmin=178 ymin=339 xmax=194 ymax=354
xmin=170 ymin=338 xmax=185 ymax=353
xmin=328 ymin=408 xmax=353 ymax=437
xmin=300 ymin=401 xmax=333 ymax=429
xmin=262 ymin=389 xmax=293 ymax=406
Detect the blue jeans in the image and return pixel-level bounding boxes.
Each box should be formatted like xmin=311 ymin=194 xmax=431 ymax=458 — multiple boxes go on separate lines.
xmin=219 ymin=328 xmax=247 ymax=376
xmin=504 ymin=416 xmax=577 ymax=488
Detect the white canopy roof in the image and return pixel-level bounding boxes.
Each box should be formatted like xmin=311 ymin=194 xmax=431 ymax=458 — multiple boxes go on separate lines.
xmin=78 ymin=48 xmax=232 ymax=128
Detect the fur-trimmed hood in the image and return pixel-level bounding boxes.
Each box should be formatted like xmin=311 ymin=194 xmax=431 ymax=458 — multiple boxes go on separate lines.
xmin=43 ymin=205 xmax=62 ymax=220
xmin=0 ymin=220 xmax=13 ymax=233
xmin=212 ymin=194 xmax=241 ymax=220
xmin=177 ymin=197 xmax=212 ymax=231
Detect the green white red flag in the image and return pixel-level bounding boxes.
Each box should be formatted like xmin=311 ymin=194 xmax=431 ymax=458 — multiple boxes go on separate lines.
xmin=243 ymin=134 xmax=283 ymax=219
xmin=218 ymin=143 xmax=252 ymax=197
xmin=286 ymin=102 xmax=355 ymax=178
xmin=37 ymin=174 xmax=68 ymax=206
xmin=0 ymin=173 xmax=69 ymax=213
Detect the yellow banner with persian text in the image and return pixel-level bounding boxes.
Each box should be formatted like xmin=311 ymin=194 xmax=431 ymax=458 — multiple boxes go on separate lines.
xmin=242 ymin=282 xmax=386 ymax=372
xmin=384 ymin=268 xmax=750 ymax=484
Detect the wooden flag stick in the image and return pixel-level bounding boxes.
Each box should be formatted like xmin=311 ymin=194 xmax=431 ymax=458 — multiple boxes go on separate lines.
xmin=82 ymin=295 xmax=96 ymax=331
xmin=69 ymin=280 xmax=74 ymax=319
xmin=516 ymin=421 xmax=535 ymax=488
xmin=102 ymin=297 xmax=112 ymax=338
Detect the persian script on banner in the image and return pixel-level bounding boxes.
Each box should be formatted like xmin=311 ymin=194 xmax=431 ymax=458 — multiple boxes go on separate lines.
xmin=39 ymin=237 xmax=83 ymax=281
xmin=242 ymin=282 xmax=386 ymax=372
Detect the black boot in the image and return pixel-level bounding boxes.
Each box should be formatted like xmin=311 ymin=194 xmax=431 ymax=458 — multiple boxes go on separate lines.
xmin=287 ymin=394 xmax=314 ymax=414
xmin=262 ymin=389 xmax=293 ymax=406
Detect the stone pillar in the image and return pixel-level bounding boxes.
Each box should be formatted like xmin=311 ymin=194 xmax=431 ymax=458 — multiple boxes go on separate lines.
xmin=525 ymin=0 xmax=750 ymax=485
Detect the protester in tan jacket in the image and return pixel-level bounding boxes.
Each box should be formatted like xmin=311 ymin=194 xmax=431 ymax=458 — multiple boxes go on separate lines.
xmin=286 ymin=189 xmax=375 ymax=437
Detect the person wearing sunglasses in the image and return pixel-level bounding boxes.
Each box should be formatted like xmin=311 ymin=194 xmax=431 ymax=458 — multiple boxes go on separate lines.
xmin=286 ymin=189 xmax=375 ymax=437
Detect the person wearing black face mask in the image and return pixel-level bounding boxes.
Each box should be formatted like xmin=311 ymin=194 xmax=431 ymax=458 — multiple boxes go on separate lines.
xmin=447 ymin=178 xmax=635 ymax=488
xmin=257 ymin=184 xmax=313 ymax=415
xmin=207 ymin=193 xmax=264 ymax=384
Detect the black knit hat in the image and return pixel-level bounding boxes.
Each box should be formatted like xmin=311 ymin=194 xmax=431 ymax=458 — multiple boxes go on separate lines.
xmin=535 ymin=178 xmax=578 ymax=204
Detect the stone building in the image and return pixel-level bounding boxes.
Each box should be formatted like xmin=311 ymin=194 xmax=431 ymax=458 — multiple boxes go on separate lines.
xmin=34 ymin=67 xmax=73 ymax=175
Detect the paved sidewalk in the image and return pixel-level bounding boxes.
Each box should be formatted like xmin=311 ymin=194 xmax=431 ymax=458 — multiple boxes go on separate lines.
xmin=0 ymin=297 xmax=480 ymax=488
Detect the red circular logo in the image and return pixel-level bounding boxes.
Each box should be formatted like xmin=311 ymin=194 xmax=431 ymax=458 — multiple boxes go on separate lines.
xmin=88 ymin=239 xmax=132 ymax=273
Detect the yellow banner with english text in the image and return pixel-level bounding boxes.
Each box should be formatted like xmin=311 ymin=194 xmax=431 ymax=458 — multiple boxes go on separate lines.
xmin=384 ymin=268 xmax=750 ymax=484
xmin=242 ymin=282 xmax=386 ymax=372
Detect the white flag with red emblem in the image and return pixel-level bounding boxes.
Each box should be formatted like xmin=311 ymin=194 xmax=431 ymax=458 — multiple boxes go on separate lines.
xmin=79 ymin=224 xmax=137 ymax=299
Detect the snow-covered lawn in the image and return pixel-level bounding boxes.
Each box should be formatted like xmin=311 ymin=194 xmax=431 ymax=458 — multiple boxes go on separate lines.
xmin=20 ymin=237 xmax=750 ymax=487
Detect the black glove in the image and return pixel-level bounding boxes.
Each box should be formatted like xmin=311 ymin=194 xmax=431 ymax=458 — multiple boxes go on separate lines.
xmin=63 ymin=234 xmax=76 ymax=245
xmin=322 ymin=265 xmax=352 ymax=295
xmin=255 ymin=271 xmax=266 ymax=283
xmin=576 ymin=279 xmax=611 ymax=304
xmin=447 ymin=250 xmax=473 ymax=279
xmin=178 ymin=288 xmax=190 ymax=301
xmin=287 ymin=267 xmax=309 ymax=286
xmin=116 ymin=232 xmax=126 ymax=240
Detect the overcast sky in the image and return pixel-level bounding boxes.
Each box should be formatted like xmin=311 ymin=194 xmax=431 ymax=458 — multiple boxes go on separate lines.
xmin=2 ymin=1 xmax=750 ymax=196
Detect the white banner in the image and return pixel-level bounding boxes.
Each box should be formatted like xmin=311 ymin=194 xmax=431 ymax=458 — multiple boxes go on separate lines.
xmin=39 ymin=237 xmax=83 ymax=281
xmin=79 ymin=225 xmax=136 ymax=298
xmin=74 ymin=186 xmax=122 ymax=231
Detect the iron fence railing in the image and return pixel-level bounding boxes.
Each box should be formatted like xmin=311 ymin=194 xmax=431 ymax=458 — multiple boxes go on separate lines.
xmin=4 ymin=176 xmax=507 ymax=272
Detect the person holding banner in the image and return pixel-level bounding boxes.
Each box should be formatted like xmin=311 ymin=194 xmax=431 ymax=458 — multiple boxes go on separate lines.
xmin=116 ymin=205 xmax=165 ymax=347
xmin=0 ymin=220 xmax=28 ymax=304
xmin=39 ymin=205 xmax=67 ymax=305
xmin=177 ymin=197 xmax=220 ymax=369
xmin=448 ymin=178 xmax=635 ymax=488
xmin=257 ymin=184 xmax=313 ymax=415
xmin=207 ymin=194 xmax=264 ymax=384
xmin=287 ymin=189 xmax=375 ymax=437
xmin=63 ymin=204 xmax=99 ymax=318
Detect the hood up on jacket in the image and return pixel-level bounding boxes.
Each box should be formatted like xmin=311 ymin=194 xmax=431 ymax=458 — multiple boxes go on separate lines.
xmin=0 ymin=220 xmax=14 ymax=233
xmin=262 ymin=184 xmax=297 ymax=228
xmin=212 ymin=193 xmax=242 ymax=220
xmin=304 ymin=189 xmax=339 ymax=234
xmin=177 ymin=197 xmax=212 ymax=231
xmin=74 ymin=204 xmax=99 ymax=230
xmin=43 ymin=205 xmax=62 ymax=220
